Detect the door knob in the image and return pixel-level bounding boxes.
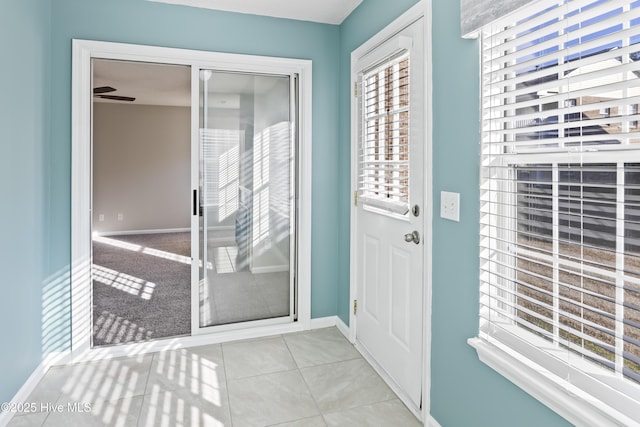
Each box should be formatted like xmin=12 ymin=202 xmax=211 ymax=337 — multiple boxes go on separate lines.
xmin=404 ymin=231 xmax=420 ymax=244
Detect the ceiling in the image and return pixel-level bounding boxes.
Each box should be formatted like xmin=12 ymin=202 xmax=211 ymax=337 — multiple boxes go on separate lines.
xmin=93 ymin=59 xmax=290 ymax=107
xmin=93 ymin=59 xmax=191 ymax=107
xmin=147 ymin=0 xmax=363 ymax=24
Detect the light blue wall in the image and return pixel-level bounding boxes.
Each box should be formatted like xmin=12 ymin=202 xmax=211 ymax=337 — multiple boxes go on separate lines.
xmin=338 ymin=0 xmax=572 ymax=426
xmin=0 ymin=0 xmax=51 ymax=405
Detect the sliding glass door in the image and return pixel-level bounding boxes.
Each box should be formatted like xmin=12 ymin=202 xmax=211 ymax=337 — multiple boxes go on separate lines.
xmin=72 ymin=40 xmax=311 ymax=355
xmin=196 ymin=70 xmax=297 ymax=330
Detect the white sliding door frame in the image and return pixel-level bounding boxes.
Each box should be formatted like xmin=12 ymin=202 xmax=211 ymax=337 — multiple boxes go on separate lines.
xmin=71 ymin=39 xmax=312 ymax=362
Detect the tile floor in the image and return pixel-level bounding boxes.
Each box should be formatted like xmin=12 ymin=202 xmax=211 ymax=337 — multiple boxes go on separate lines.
xmin=6 ymin=328 xmax=421 ymax=427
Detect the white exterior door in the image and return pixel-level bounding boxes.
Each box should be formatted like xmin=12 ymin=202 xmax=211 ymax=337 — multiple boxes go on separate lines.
xmin=353 ymin=18 xmax=424 ymax=411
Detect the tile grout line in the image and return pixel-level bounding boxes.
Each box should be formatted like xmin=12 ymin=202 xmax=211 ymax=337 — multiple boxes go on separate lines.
xmin=283 ymin=329 xmax=412 ymax=424
xmin=281 ymin=333 xmax=363 ymax=369
xmin=39 ymin=374 xmax=62 ymax=427
xmin=221 ymin=367 xmax=298 ymax=382
xmin=321 ymin=396 xmax=401 ymax=418
xmin=295 ymin=355 xmax=363 ymax=370
xmin=297 ymin=372 xmax=327 ymax=426
xmin=298 ymin=358 xmax=395 ymax=422
xmin=40 ymin=405 xmax=53 ymax=427
xmin=280 ymin=332 xmax=304 ymax=371
xmin=281 ymin=333 xmax=325 ymax=424
xmin=219 ymin=341 xmax=235 ymax=427
xmin=220 ymin=335 xmax=299 ymax=382
xmin=264 ymin=415 xmax=326 ymax=427
xmin=135 ymin=352 xmax=156 ymax=427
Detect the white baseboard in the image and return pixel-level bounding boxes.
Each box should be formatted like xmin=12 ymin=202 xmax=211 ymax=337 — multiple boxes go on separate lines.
xmin=0 ymin=352 xmax=68 ymax=427
xmin=309 ymin=316 xmax=338 ymax=329
xmin=95 ymin=227 xmax=190 ymax=237
xmin=309 ymin=316 xmax=352 ymax=342
xmin=335 ymin=316 xmax=351 ymax=340
xmin=427 ymin=414 xmax=442 ymax=427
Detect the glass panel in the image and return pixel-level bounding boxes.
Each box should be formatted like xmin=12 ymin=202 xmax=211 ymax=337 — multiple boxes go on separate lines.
xmin=515 ymin=164 xmax=554 ymax=339
xmin=91 ymin=59 xmax=192 ymax=347
xmin=360 ymin=53 xmax=410 ymax=216
xmin=198 ymin=70 xmax=292 ymax=328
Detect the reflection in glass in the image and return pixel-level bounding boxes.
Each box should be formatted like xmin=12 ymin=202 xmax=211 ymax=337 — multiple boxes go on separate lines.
xmin=198 ymin=70 xmax=293 ymax=327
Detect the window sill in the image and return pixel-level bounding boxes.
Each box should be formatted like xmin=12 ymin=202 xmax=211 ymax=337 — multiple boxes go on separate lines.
xmin=467 ymin=337 xmax=636 ymax=427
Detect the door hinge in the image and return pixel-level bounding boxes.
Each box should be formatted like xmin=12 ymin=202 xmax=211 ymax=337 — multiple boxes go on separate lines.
xmin=354 ymin=191 xmax=358 ymax=206
xmin=353 ymin=299 xmax=358 ymax=315
xmin=353 ymin=82 xmax=359 ymax=97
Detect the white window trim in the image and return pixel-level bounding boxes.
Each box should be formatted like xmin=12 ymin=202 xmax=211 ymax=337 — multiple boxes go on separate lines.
xmin=468 ymin=336 xmax=637 ymax=426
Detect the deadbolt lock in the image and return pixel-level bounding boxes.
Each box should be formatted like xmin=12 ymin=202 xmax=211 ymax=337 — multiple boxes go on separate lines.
xmin=412 ymin=205 xmax=420 ymax=217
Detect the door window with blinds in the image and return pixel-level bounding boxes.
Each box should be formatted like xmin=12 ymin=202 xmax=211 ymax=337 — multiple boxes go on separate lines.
xmin=479 ymin=0 xmax=640 ymax=422
xmin=359 ymin=52 xmax=411 ymax=216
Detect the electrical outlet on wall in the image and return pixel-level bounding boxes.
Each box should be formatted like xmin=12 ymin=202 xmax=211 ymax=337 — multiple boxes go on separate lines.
xmin=441 ymin=191 xmax=460 ymax=222
xmin=98 ymin=214 xmax=104 ymax=222
xmin=117 ymin=213 xmax=124 ymax=221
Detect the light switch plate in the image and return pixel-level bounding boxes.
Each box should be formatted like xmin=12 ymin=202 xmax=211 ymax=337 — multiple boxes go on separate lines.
xmin=441 ymin=191 xmax=460 ymax=222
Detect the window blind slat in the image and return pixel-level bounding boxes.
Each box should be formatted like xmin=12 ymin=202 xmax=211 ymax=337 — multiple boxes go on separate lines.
xmin=483 ymin=0 xmax=616 ymax=45
xmin=486 ymin=43 xmax=640 ymax=93
xmin=486 ymin=14 xmax=639 ymax=66
xmin=485 ymin=3 xmax=638 ymax=64
xmin=485 ymin=79 xmax=639 ymax=118
xmin=487 ymin=96 xmax=640 ymax=128
xmin=489 ymin=59 xmax=640 ymax=102
xmin=485 ymin=25 xmax=640 ymax=81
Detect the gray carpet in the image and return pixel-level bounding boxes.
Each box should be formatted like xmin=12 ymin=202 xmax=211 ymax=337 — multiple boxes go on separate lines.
xmin=92 ymin=232 xmax=191 ymax=347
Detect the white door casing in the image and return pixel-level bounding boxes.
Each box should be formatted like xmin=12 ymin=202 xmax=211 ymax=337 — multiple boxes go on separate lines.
xmin=351 ymin=15 xmax=426 ymax=417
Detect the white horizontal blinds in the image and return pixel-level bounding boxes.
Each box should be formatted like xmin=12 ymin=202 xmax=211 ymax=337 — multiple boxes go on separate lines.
xmin=480 ymin=0 xmax=640 ymax=396
xmin=359 ymin=51 xmax=410 ymax=215
xmin=483 ymin=0 xmax=640 ymax=154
